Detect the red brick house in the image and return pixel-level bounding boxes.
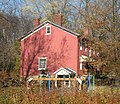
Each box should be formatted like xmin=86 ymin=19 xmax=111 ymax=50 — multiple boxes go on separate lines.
xmin=20 ymin=14 xmax=91 ymax=79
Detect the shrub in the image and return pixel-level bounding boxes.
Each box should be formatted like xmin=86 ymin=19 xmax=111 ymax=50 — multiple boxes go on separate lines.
xmin=0 ymin=86 xmax=120 ymax=104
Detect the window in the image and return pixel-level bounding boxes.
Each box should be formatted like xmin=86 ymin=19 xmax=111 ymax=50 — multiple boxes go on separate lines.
xmin=85 ymin=62 xmax=91 ymax=69
xmin=84 ymin=46 xmax=86 ymax=52
xmin=46 ymin=26 xmax=51 ymax=35
xmin=38 ymin=57 xmax=46 ymax=70
xmin=80 ymin=57 xmax=82 ymax=70
xmin=93 ymin=50 xmax=95 ymax=55
xmin=88 ymin=49 xmax=91 ymax=57
xmin=80 ymin=41 xmax=82 ymax=50
xmin=85 ymin=47 xmax=87 ymax=52
xmin=83 ymin=41 xmax=87 ymax=52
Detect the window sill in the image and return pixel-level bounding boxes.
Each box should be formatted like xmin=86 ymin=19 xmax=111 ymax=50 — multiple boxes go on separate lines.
xmin=45 ymin=33 xmax=51 ymax=35
xmin=38 ymin=68 xmax=46 ymax=70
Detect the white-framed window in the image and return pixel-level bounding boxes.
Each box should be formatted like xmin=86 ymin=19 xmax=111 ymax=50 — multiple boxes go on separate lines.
xmin=80 ymin=41 xmax=82 ymax=50
xmin=93 ymin=50 xmax=95 ymax=55
xmin=85 ymin=47 xmax=87 ymax=52
xmin=89 ymin=49 xmax=91 ymax=57
xmin=80 ymin=57 xmax=82 ymax=70
xmin=46 ymin=26 xmax=51 ymax=35
xmin=38 ymin=57 xmax=47 ymax=70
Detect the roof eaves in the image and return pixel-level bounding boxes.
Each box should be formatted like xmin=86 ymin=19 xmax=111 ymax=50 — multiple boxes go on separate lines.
xmin=65 ymin=68 xmax=76 ymax=74
xmin=19 ymin=20 xmax=80 ymax=40
xmin=19 ymin=20 xmax=48 ymax=40
xmin=47 ymin=20 xmax=80 ymax=37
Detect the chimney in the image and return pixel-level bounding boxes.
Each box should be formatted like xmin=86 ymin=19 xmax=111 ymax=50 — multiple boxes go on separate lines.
xmin=33 ymin=18 xmax=40 ymax=28
xmin=53 ymin=11 xmax=62 ymax=26
xmin=83 ymin=27 xmax=92 ymax=37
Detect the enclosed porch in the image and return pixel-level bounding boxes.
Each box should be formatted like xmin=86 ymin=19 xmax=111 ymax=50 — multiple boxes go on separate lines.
xmin=53 ymin=67 xmax=76 ymax=87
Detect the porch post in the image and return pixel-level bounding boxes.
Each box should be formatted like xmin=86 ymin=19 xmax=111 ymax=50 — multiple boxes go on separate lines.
xmin=39 ymin=74 xmax=42 ymax=92
xmin=55 ymin=74 xmax=57 ymax=87
xmin=68 ymin=74 xmax=71 ymax=87
xmin=87 ymin=72 xmax=90 ymax=92
xmin=48 ymin=73 xmax=51 ymax=92
xmin=63 ymin=75 xmax=66 ymax=86
xmin=92 ymin=74 xmax=95 ymax=91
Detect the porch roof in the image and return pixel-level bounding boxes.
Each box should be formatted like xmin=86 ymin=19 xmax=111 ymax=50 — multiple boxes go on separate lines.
xmin=54 ymin=67 xmax=76 ymax=75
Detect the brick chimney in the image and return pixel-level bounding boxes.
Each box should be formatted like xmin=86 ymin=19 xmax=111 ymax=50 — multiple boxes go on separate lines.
xmin=83 ymin=27 xmax=92 ymax=37
xmin=33 ymin=18 xmax=40 ymax=28
xmin=53 ymin=11 xmax=62 ymax=26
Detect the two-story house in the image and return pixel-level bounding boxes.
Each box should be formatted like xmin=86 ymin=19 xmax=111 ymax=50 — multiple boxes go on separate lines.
xmin=19 ymin=13 xmax=92 ymax=79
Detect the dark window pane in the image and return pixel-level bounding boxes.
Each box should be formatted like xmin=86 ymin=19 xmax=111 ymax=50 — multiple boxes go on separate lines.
xmin=80 ymin=41 xmax=82 ymax=46
xmin=39 ymin=58 xmax=46 ymax=69
xmin=47 ymin=27 xmax=50 ymax=33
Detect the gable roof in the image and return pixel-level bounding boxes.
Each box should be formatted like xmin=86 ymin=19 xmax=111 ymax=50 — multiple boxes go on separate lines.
xmin=54 ymin=67 xmax=76 ymax=75
xmin=19 ymin=20 xmax=80 ymax=41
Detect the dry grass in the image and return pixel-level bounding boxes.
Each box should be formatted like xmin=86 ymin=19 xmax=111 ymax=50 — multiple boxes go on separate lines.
xmin=0 ymin=85 xmax=120 ymax=104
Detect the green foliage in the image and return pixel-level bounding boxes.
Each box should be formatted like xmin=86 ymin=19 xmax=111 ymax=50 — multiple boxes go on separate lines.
xmin=60 ymin=97 xmax=65 ymax=104
xmin=14 ymin=40 xmax=20 ymax=72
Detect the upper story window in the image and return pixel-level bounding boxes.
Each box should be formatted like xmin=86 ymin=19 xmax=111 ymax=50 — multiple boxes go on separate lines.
xmin=88 ymin=49 xmax=91 ymax=57
xmin=80 ymin=40 xmax=82 ymax=50
xmin=80 ymin=57 xmax=82 ymax=70
xmin=93 ymin=50 xmax=95 ymax=55
xmin=83 ymin=41 xmax=87 ymax=52
xmin=38 ymin=57 xmax=47 ymax=70
xmin=84 ymin=47 xmax=87 ymax=52
xmin=80 ymin=39 xmax=88 ymax=52
xmin=46 ymin=26 xmax=51 ymax=35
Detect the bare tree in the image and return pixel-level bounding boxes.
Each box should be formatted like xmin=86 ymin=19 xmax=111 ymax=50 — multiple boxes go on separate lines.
xmin=0 ymin=0 xmax=32 ymax=74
